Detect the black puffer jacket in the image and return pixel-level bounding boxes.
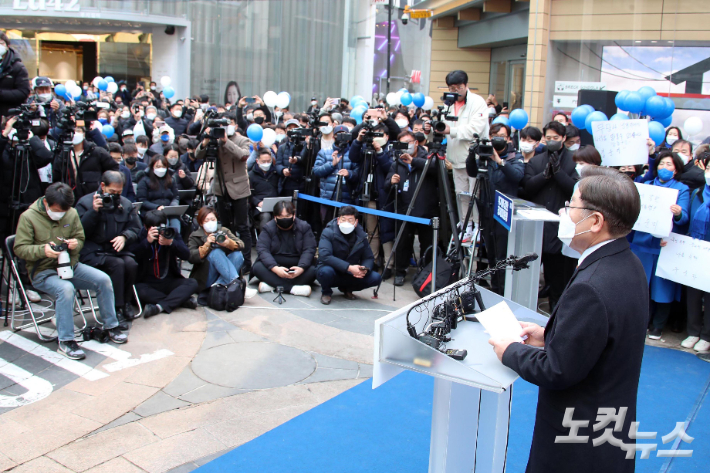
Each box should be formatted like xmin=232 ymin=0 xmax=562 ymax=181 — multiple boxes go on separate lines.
xmin=256 ymin=218 xmax=316 ymax=270
xmin=317 ymin=219 xmax=374 ymax=273
xmin=0 ymin=48 xmax=30 ymax=119
xmin=384 ymin=146 xmax=438 ymax=219
xmin=136 ymin=174 xmax=179 ymax=211
xmin=52 ymin=139 xmax=119 ymax=201
xmin=248 ymin=165 xmax=279 ymax=214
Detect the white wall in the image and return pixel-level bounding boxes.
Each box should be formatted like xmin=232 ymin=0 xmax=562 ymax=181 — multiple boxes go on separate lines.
xmin=353 ymin=1 xmax=376 ymax=102
xmin=151 ymin=24 xmax=192 ymax=102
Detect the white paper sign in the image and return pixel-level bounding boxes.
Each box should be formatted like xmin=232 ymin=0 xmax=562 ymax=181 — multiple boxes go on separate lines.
xmin=656 ymin=233 xmax=710 ymax=293
xmin=591 ymin=119 xmax=649 ymax=166
xmin=632 ymin=183 xmax=679 ymax=237
xmin=475 ymin=301 xmax=524 ymax=342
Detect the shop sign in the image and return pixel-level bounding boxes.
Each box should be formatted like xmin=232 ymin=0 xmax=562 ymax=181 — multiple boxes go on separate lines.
xmin=554 ymin=81 xmax=606 ymax=93
xmin=13 ymin=0 xmax=81 ymax=12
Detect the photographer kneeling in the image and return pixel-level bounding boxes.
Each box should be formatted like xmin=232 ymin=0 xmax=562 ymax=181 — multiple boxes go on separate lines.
xmin=252 ymin=201 xmax=317 ymax=297
xmin=188 ymin=206 xmax=257 ymax=299
xmin=128 ymin=210 xmax=198 ymax=318
xmin=14 ymin=183 xmax=128 ymax=360
xmin=76 ymin=171 xmax=143 ymax=328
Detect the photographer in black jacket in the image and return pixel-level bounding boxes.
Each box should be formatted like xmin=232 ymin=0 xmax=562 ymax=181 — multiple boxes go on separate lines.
xmin=465 ymin=122 xmax=525 ymax=294
xmin=275 ymin=119 xmax=307 ymax=196
xmin=76 ymin=171 xmax=142 ymax=327
xmin=0 ymin=31 xmax=31 ymax=119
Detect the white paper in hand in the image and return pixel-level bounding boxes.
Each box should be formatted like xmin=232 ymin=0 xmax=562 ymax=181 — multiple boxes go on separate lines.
xmin=476 ymin=301 xmax=524 ymax=342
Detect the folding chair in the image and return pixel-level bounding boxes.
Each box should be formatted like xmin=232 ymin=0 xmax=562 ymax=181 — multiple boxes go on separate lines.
xmin=5 ymin=235 xmax=89 ymax=342
xmin=450 ymin=191 xmax=488 ymax=277
xmin=80 ymin=285 xmax=143 ymax=320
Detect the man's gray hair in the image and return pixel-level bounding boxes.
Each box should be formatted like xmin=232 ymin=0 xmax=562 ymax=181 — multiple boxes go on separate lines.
xmin=578 ymin=166 xmax=640 ymax=237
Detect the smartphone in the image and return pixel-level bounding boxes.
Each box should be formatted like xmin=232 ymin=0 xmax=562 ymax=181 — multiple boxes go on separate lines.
xmin=359 ymin=266 xmax=368 ymax=273
xmin=330 ymin=98 xmax=339 ymax=106
xmin=287 ymin=269 xmax=295 ymax=274
xmin=503 ymin=102 xmax=509 ymax=109
xmin=244 ymin=97 xmax=256 ymax=104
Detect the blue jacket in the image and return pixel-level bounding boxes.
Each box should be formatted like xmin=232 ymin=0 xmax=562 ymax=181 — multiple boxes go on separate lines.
xmin=630 ymin=179 xmax=690 ymax=255
xmin=276 ymin=139 xmax=307 ymax=192
xmin=312 ymin=145 xmax=359 ymax=203
xmin=317 ymin=219 xmax=374 ymax=273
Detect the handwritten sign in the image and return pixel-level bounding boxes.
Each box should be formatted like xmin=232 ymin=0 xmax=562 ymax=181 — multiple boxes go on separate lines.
xmin=591 ymin=119 xmax=649 ymax=166
xmin=656 ymin=233 xmax=710 ymax=292
xmin=632 ymin=183 xmax=678 ymax=238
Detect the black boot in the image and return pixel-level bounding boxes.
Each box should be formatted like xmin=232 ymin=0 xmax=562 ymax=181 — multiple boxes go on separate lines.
xmin=115 ymin=308 xmax=130 ymax=331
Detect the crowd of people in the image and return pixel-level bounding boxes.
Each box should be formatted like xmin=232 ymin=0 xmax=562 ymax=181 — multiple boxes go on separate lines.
xmin=1 ymin=27 xmax=708 ymax=359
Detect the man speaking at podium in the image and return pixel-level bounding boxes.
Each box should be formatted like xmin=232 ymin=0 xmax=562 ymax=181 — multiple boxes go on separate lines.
xmin=489 ymin=167 xmax=648 ymax=473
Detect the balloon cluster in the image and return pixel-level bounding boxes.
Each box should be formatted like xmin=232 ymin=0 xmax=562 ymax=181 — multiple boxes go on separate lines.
xmin=263 ymin=91 xmax=291 ymax=109
xmin=570 ymin=104 xmax=609 ymax=130
xmin=56 ymin=80 xmax=84 ymax=101
xmin=386 ymin=89 xmax=434 ymax=111
xmin=160 ymin=76 xmax=175 ymax=99
xmin=614 ymin=87 xmax=675 ymax=122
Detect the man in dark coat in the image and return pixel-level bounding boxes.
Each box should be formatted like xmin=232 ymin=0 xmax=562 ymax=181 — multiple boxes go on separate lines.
xmin=490 ymin=167 xmax=648 ymax=473
xmin=76 ymin=171 xmax=142 ymax=327
xmin=249 ymin=148 xmax=279 ymax=230
xmin=0 ymin=32 xmax=30 ymax=119
xmin=522 ymin=121 xmax=579 ymax=310
xmin=316 ymin=206 xmax=382 ymax=305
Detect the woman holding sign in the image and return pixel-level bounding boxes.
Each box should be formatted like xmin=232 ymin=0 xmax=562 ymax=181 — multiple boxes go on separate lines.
xmin=631 ymin=151 xmax=690 ymax=340
xmin=679 ymin=154 xmax=710 ymax=351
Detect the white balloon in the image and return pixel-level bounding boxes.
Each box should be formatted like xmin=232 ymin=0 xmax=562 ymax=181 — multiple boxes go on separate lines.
xmin=396 ymin=90 xmax=404 ymax=104
xmin=263 ymin=91 xmax=278 ymax=108
xmin=684 ymin=116 xmax=704 ymax=136
xmin=275 ymin=92 xmax=290 ymax=109
xmin=65 ymin=80 xmax=77 ymax=90
xmin=160 ymin=76 xmax=172 ymax=87
xmin=107 ymin=82 xmax=119 ymax=94
xmin=261 ymin=128 xmax=277 ymax=148
xmin=386 ymin=92 xmax=399 ymax=105
xmin=92 ymin=76 xmax=102 ymax=87
xmin=422 ymin=96 xmax=434 ymax=110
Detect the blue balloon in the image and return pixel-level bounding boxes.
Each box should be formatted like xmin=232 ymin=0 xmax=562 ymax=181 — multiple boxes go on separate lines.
xmin=104 ymin=76 xmax=115 ymax=83
xmin=584 ymin=111 xmax=608 ymax=132
xmin=54 ymin=84 xmax=66 ymax=97
xmin=508 ymin=109 xmax=528 ymax=130
xmin=350 ymin=95 xmax=365 ymax=105
xmin=97 ymin=79 xmax=108 ymax=91
xmin=400 ymin=92 xmax=413 ymax=106
xmin=571 ymin=106 xmax=592 ymax=128
xmin=648 ymin=121 xmax=666 ymax=147
xmin=247 ymin=124 xmax=264 ymax=142
xmin=492 ymin=116 xmax=509 ymax=126
xmin=101 ymin=124 xmax=115 ymax=139
xmin=351 ymin=99 xmax=367 ymax=110
xmin=637 ymin=86 xmax=656 ymax=102
xmin=661 ymin=97 xmax=675 ymax=119
xmin=645 ymin=95 xmax=666 ymax=118
xmin=412 ymin=92 xmax=426 ymax=108
xmin=653 ymin=116 xmax=673 ymax=128
xmin=615 ymin=90 xmax=629 ymax=110
xmin=163 ymin=86 xmax=175 ymax=99
xmin=622 ymin=92 xmax=644 ymax=114
xmin=610 ymin=113 xmax=629 ymax=121
xmin=581 ymin=104 xmax=595 ymax=114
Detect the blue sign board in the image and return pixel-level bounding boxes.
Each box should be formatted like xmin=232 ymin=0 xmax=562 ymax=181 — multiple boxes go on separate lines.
xmin=494 ymin=191 xmax=514 ymax=231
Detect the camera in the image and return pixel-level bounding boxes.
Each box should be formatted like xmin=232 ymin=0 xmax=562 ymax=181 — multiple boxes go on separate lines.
xmin=287 ymin=127 xmax=313 ymax=155
xmin=101 ymin=193 xmax=121 ymax=212
xmin=333 ymin=132 xmax=352 ymax=151
xmin=401 ymin=11 xmax=410 ymax=25
xmin=391 ymin=141 xmax=409 ymax=158
xmin=50 ymin=241 xmax=69 ymax=252
xmin=441 ymin=92 xmax=459 ymax=106
xmin=7 ymin=104 xmax=41 ymax=142
xmin=210 ymin=230 xmax=228 ymax=248
xmin=50 ymin=239 xmax=73 ymax=279
xmin=468 ymin=134 xmax=505 ymax=172
xmin=158 ymin=224 xmax=176 ymax=240
xmin=82 ymin=326 xmax=110 ymax=343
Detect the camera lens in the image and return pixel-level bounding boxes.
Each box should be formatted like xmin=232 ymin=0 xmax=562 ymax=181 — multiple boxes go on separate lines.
xmin=215 ymin=233 xmax=226 ymax=243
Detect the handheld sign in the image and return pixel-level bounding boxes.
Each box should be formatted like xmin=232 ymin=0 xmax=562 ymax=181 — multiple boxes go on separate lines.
xmin=656 ymin=233 xmax=710 ymax=293
xmin=591 ymin=119 xmax=649 ymax=166
xmin=632 ymin=183 xmax=679 ymax=237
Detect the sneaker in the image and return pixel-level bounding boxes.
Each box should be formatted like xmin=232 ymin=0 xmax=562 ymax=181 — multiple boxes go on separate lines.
xmin=115 ymin=309 xmax=130 ymax=331
xmin=393 ymin=274 xmax=405 ymax=287
xmin=180 ymin=297 xmax=198 ymax=310
xmin=290 ymin=285 xmax=312 ymax=297
xmin=694 ymin=339 xmax=710 ymax=352
xmin=108 ymin=327 xmax=128 ymax=344
xmin=245 ymin=287 xmax=258 ymax=299
xmin=681 ymin=336 xmax=700 ymax=349
xmin=648 ymin=327 xmax=662 ymax=340
xmin=26 ymin=289 xmax=41 ymax=303
xmin=123 ymin=303 xmax=138 ymax=320
xmin=258 ymin=282 xmax=274 ymax=293
xmin=58 ymin=340 xmax=86 ymax=360
xmin=143 ymin=304 xmax=161 ymax=319
xmin=461 ymin=227 xmax=474 ymax=243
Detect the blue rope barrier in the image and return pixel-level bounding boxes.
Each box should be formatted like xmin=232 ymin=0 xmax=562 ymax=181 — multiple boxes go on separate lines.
xmin=297 ymin=193 xmax=432 ymax=226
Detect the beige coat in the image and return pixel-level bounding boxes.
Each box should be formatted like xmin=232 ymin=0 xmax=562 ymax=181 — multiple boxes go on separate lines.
xmin=195 ymin=134 xmax=251 ymax=201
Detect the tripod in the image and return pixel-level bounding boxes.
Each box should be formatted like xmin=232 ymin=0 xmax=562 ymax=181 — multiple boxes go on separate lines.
xmin=373 ymin=142 xmax=463 ymax=298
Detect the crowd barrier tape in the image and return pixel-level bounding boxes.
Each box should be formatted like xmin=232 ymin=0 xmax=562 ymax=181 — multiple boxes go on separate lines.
xmin=297 ymin=193 xmax=432 ymax=226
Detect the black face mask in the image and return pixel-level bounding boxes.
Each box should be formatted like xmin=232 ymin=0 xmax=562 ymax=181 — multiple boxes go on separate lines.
xmin=188 ymin=152 xmax=195 ymax=160
xmin=125 ymin=157 xmax=137 ymax=165
xmin=276 ymin=217 xmax=294 ymax=229
xmin=546 ymin=140 xmax=563 ymax=153
xmin=623 ymin=171 xmax=636 ymax=179
xmin=254 ymin=117 xmax=265 ymax=125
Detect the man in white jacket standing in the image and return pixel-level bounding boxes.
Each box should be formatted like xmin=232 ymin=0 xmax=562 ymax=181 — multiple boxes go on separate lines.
xmin=440 ymin=70 xmax=489 ymax=242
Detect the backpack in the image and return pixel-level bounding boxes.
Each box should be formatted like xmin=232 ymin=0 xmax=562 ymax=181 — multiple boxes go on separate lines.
xmin=208 ymin=277 xmax=246 ymax=312
xmin=411 ymin=246 xmax=459 ymax=297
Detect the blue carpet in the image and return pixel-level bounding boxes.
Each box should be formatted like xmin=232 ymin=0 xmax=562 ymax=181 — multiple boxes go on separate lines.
xmin=197 ymin=346 xmax=710 ymax=473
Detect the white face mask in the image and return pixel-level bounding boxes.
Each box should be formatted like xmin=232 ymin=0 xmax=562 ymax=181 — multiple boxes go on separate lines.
xmin=373 ymin=136 xmax=387 ymax=148
xmin=246 ymin=113 xmax=254 ymax=122
xmin=203 ymin=220 xmax=218 ymax=233
xmin=120 ymin=86 xmax=127 ymax=91
xmin=0 ymin=45 xmax=7 ymax=57
xmin=320 ymin=125 xmax=333 ymax=135
xmin=666 ymin=136 xmax=678 ymax=145
xmin=706 ymin=172 xmax=710 ymax=187
xmin=137 ymin=146 xmax=146 ymax=155
xmin=72 ymin=133 xmax=84 ymax=145
xmin=557 ymin=211 xmax=593 ymax=249
xmin=121 ymin=111 xmax=130 ymax=119
xmin=311 ymin=101 xmax=317 ymax=106
xmin=406 ymin=143 xmax=416 ymax=155
xmin=567 ymin=143 xmax=580 ymax=152
xmin=520 ymin=141 xmax=535 ymax=154
xmin=369 ymin=119 xmax=378 ymax=127
xmin=139 ymin=110 xmax=145 ymax=117
xmin=154 ymin=167 xmax=167 ymax=178
xmin=47 ymin=208 xmax=66 ymax=221
xmin=172 ymin=110 xmax=182 ymax=118
xmin=488 ymin=108 xmax=497 ymax=117
xmin=38 ymin=93 xmax=52 ymax=103
xmin=227 ymin=125 xmax=235 ymax=136
xmin=258 ymin=162 xmax=271 ymax=172
xmin=146 ymin=113 xmax=157 ymax=120
xmin=677 ymin=153 xmax=691 ymax=165
xmin=395 ymin=118 xmax=409 ymax=128
xmin=275 ymin=111 xmax=283 ymax=119
xmin=339 ymin=222 xmax=355 ymax=235
xmin=275 ymin=134 xmax=286 ymax=143
xmin=575 ymin=164 xmax=585 ymax=175
xmin=167 ymin=157 xmax=179 ymax=166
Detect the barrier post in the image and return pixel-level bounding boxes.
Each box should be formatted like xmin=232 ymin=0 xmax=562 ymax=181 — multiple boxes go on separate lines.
xmin=431 ymin=217 xmax=439 ymax=294
xmin=292 ymin=190 xmax=299 ymax=213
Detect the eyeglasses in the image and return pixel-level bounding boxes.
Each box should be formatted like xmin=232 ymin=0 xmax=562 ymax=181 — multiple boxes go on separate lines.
xmin=563 ymin=201 xmax=594 ymax=216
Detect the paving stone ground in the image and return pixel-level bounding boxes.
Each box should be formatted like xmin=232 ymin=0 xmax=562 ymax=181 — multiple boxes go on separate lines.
xmin=0 ymin=261 xmax=698 ymax=472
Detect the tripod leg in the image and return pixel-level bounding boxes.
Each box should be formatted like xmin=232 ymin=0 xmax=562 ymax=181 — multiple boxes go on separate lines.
xmin=437 ymin=157 xmax=465 ymax=267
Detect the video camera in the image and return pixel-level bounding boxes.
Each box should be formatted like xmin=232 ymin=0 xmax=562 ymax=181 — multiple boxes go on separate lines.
xmin=391 ymin=141 xmax=409 ymax=158
xmin=7 ymin=104 xmax=41 ymax=142
xmin=56 ymin=102 xmax=98 ymax=132
xmin=467 ymin=134 xmax=507 ymax=172
xmin=359 ymin=122 xmax=384 ymax=144
xmin=101 ymin=193 xmax=121 ymax=212
xmin=206 ymin=118 xmax=230 ymax=140
xmin=158 ymin=224 xmax=176 ymax=240
xmin=333 ymin=131 xmax=352 ymax=151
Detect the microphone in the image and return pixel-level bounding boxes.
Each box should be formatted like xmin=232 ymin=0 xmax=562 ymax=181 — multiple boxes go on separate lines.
xmin=512 ymin=253 xmax=538 ymax=270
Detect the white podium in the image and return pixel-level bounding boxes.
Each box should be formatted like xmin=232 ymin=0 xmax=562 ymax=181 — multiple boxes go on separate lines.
xmin=373 ymin=202 xmax=552 ymax=472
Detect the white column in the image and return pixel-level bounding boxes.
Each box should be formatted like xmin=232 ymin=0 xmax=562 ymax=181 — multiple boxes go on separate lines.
xmin=151 ymin=24 xmax=192 ymax=101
